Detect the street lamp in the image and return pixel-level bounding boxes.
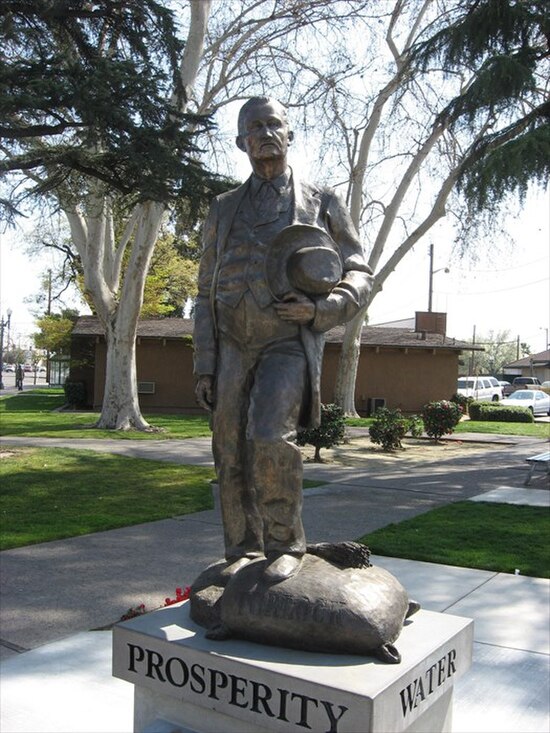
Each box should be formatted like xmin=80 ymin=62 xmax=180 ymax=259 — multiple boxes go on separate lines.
xmin=428 ymin=243 xmax=450 ymax=312
xmin=0 ymin=309 xmax=13 ymax=390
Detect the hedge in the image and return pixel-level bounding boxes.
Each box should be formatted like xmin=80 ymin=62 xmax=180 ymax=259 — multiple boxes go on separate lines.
xmin=468 ymin=401 xmax=533 ymax=423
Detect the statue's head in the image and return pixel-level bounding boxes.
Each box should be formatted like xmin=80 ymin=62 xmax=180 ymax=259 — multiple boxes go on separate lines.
xmin=236 ymin=97 xmax=294 ymax=167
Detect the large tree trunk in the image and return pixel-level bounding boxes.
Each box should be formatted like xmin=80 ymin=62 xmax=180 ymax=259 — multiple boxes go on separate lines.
xmin=333 ymin=307 xmax=367 ymax=416
xmin=62 ymin=1 xmax=211 ymax=431
xmin=96 ymin=319 xmax=150 ymax=430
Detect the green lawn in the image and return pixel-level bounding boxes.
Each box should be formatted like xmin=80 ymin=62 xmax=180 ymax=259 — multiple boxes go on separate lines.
xmin=0 ymin=447 xmax=216 ymax=549
xmin=2 ymin=391 xmax=547 ymax=440
xmin=0 ymin=390 xmax=211 ymax=439
xmin=358 ymin=501 xmax=550 ymax=578
xmin=346 ymin=416 xmax=549 ymax=439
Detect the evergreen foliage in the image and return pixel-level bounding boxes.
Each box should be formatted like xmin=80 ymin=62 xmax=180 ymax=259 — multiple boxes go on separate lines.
xmin=422 ymin=400 xmax=463 ymax=440
xmin=296 ymin=403 xmax=346 ymax=462
xmin=468 ymin=401 xmax=534 ymax=422
xmin=368 ymin=408 xmax=423 ymax=452
xmin=0 ymin=0 xmax=220 ymax=216
xmin=410 ymin=0 xmax=550 ymax=208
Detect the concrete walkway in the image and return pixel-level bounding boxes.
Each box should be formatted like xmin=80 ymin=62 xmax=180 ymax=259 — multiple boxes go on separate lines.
xmin=1 ymin=433 xmax=549 ymax=732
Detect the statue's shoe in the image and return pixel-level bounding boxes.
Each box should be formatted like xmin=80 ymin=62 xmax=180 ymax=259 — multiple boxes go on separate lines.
xmin=264 ymin=553 xmax=303 ymax=582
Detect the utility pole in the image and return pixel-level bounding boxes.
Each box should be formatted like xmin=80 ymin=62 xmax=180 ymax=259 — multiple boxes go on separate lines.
xmin=469 ymin=324 xmax=476 ymax=376
xmin=516 ymin=335 xmax=520 ymax=361
xmin=0 ymin=310 xmax=12 ymax=390
xmin=46 ymin=269 xmax=52 ymax=385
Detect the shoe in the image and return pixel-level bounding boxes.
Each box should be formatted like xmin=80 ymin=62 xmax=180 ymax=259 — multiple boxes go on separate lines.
xmin=220 ymin=556 xmax=254 ymax=578
xmin=264 ymin=553 xmax=303 ymax=583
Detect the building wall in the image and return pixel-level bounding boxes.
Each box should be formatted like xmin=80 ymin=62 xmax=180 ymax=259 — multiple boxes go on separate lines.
xmin=321 ymin=343 xmax=459 ymax=413
xmin=92 ymin=338 xmax=199 ymax=412
xmin=79 ymin=336 xmax=461 ymax=414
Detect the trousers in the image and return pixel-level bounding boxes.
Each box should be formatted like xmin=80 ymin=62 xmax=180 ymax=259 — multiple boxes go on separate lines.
xmin=212 ymin=297 xmax=308 ymax=560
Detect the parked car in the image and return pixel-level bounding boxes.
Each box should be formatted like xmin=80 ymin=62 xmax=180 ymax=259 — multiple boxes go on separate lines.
xmin=511 ymin=376 xmax=542 ymax=389
xmin=498 ymin=380 xmax=514 ymax=396
xmin=501 ymin=389 xmax=550 ymax=416
xmin=3 ymin=364 xmax=15 ymax=372
xmin=457 ymin=376 xmax=503 ymax=402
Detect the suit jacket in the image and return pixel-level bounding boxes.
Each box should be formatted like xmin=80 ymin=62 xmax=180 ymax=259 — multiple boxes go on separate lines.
xmin=193 ymin=172 xmax=373 ymax=427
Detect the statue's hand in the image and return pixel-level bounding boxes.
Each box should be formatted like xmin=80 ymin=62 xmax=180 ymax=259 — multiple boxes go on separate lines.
xmin=274 ymin=292 xmax=315 ymax=325
xmin=195 ymin=374 xmax=214 ymax=412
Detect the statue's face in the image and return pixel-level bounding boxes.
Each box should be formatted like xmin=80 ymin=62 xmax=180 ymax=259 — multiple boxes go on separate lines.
xmin=236 ymin=101 xmax=293 ymax=163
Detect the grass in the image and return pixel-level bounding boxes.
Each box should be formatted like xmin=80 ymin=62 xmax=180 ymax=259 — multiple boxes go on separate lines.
xmin=0 ymin=447 xmax=216 ymax=550
xmin=0 ymin=447 xmax=324 ymax=550
xmin=346 ymin=416 xmax=549 ymax=439
xmin=2 ymin=391 xmax=547 ymax=440
xmin=454 ymin=420 xmax=549 ymax=439
xmin=358 ymin=501 xmax=550 ymax=578
xmin=0 ymin=390 xmax=211 ymax=439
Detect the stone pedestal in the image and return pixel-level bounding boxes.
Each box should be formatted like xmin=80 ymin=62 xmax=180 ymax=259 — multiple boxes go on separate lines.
xmin=112 ymin=602 xmax=473 ymax=733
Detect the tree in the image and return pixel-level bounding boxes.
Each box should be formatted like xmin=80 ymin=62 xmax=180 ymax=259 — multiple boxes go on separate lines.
xmin=141 ymin=232 xmax=199 ymax=317
xmin=472 ymin=330 xmax=531 ymax=375
xmin=286 ymin=0 xmax=549 ymax=414
xmin=2 ymin=0 xmax=217 ymax=429
xmin=33 ymin=309 xmax=79 ymax=357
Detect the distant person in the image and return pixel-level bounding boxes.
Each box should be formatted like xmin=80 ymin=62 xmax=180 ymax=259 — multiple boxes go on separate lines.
xmin=15 ymin=364 xmax=24 ymax=391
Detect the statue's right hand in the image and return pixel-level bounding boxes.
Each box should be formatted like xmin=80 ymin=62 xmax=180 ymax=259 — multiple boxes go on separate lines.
xmin=195 ymin=375 xmax=214 ymax=412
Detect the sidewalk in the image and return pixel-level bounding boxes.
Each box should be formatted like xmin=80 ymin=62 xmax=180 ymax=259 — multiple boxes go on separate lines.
xmin=1 ymin=433 xmax=549 ymax=732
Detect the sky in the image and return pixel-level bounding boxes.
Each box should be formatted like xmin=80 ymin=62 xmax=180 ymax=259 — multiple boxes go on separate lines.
xmin=1 ymin=165 xmax=548 ymax=355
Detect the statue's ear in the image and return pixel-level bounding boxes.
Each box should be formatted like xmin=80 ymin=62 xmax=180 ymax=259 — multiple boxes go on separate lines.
xmin=288 ymin=130 xmax=294 ymax=145
xmin=236 ymin=135 xmax=246 ymax=152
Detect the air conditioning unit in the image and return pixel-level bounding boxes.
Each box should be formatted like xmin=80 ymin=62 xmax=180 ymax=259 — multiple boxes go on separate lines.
xmin=137 ymin=381 xmax=156 ymax=395
xmin=368 ymin=397 xmax=386 ymax=416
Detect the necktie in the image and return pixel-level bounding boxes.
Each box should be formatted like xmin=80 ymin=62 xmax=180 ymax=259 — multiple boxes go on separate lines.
xmin=255 ymin=181 xmax=279 ymax=219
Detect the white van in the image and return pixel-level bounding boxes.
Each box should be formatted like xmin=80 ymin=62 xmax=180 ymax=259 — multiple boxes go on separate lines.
xmin=456 ymin=376 xmax=502 ymax=402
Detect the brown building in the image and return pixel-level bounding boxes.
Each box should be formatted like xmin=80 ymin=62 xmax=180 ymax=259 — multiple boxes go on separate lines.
xmin=70 ymin=316 xmax=480 ymax=414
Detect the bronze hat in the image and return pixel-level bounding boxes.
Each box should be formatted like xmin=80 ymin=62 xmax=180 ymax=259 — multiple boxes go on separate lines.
xmin=266 ymin=224 xmax=343 ymax=299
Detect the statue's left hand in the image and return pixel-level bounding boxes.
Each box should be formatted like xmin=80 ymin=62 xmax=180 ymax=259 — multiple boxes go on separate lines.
xmin=274 ymin=292 xmax=315 ymax=325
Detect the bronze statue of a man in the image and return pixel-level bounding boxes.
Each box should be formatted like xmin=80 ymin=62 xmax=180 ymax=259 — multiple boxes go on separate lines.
xmin=193 ymin=97 xmax=372 ymax=583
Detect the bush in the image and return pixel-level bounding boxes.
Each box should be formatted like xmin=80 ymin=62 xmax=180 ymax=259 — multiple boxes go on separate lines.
xmin=451 ymin=392 xmax=473 ymax=415
xmin=296 ymin=403 xmax=346 ymax=462
xmin=369 ymin=408 xmax=423 ymax=451
xmin=63 ymin=380 xmax=87 ymax=408
xmin=422 ymin=400 xmax=463 ymax=440
xmin=468 ymin=401 xmax=533 ymax=423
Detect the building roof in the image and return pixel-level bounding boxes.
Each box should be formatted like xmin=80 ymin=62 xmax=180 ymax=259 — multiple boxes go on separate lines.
xmin=73 ymin=316 xmax=480 ymax=351
xmin=504 ymin=349 xmax=550 ymax=368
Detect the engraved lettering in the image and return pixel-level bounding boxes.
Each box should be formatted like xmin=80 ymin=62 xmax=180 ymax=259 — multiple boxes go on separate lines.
xmin=320 ymin=700 xmax=349 ymax=733
xmin=426 ymin=663 xmax=438 ymax=694
xmin=145 ymin=649 xmax=165 ymax=682
xmin=292 ymin=692 xmax=318 ymax=729
xmin=400 ymin=649 xmax=459 ymax=718
xmin=190 ymin=663 xmax=206 ymax=694
xmin=229 ymin=674 xmax=249 ymax=708
xmin=437 ymin=657 xmax=446 ymax=686
xmin=208 ymin=669 xmax=228 ymax=700
xmin=127 ymin=643 xmax=144 ymax=673
xmin=165 ymin=657 xmax=188 ymax=688
xmin=447 ymin=649 xmax=457 ymax=676
xmin=277 ymin=688 xmax=289 ymax=722
xmin=250 ymin=680 xmax=274 ymax=717
xmin=400 ymin=681 xmax=416 ymax=717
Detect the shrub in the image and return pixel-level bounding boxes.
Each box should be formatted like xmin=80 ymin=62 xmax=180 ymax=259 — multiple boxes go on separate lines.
xmin=451 ymin=392 xmax=473 ymax=415
xmin=422 ymin=400 xmax=463 ymax=440
xmin=63 ymin=380 xmax=87 ymax=408
xmin=296 ymin=403 xmax=346 ymax=462
xmin=369 ymin=407 xmax=423 ymax=451
xmin=468 ymin=401 xmax=533 ymax=423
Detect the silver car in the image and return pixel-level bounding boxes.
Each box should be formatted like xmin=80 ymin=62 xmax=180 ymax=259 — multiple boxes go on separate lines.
xmin=501 ymin=390 xmax=550 ymax=416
